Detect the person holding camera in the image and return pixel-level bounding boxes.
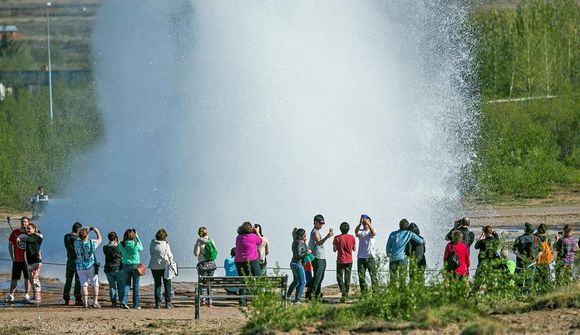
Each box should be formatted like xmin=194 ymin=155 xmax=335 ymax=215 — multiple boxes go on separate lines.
xmin=355 ymin=214 xmax=377 ymax=294
xmin=118 ymin=228 xmax=144 ymax=309
xmin=74 ymin=226 xmax=102 ymax=308
xmin=474 ymin=226 xmax=500 ymax=267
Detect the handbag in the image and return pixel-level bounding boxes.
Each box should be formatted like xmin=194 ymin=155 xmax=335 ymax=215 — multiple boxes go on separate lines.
xmin=134 ymin=263 xmax=147 ymax=276
xmin=163 ymin=243 xmax=178 ymax=279
xmin=197 ymin=260 xmax=217 ymax=271
xmin=164 ymin=260 xmax=178 ymax=279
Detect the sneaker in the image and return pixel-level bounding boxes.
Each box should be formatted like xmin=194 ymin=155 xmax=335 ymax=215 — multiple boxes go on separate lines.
xmin=75 ymin=301 xmax=85 ymax=306
xmin=24 ymin=294 xmax=31 ymax=301
xmin=83 ymin=304 xmax=89 ymax=309
xmin=112 ymin=301 xmax=117 ymax=308
xmin=64 ymin=300 xmax=75 ymax=306
xmin=120 ymin=304 xmax=130 ymax=309
xmin=4 ymin=294 xmax=14 ymax=303
xmin=292 ymin=301 xmax=301 ymax=305
xmin=134 ymin=306 xmax=141 ymax=310
xmin=155 ymin=303 xmax=161 ymax=309
xmin=92 ymin=303 xmax=101 ymax=309
xmin=166 ymin=303 xmax=174 ymax=309
xmin=26 ymin=299 xmax=39 ymax=305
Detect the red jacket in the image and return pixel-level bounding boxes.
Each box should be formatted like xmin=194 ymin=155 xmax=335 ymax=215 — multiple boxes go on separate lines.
xmin=444 ymin=242 xmax=470 ymax=276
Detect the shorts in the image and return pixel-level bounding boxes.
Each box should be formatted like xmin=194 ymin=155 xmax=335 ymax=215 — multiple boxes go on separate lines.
xmin=78 ymin=268 xmax=99 ymax=287
xmin=11 ymin=261 xmax=29 ymax=280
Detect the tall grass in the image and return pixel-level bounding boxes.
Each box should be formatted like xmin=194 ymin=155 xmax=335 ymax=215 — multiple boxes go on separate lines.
xmin=243 ymin=270 xmax=579 ymax=334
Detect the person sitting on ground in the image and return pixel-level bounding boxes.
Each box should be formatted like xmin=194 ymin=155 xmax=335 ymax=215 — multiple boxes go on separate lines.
xmin=355 ymin=214 xmax=378 ymax=293
xmin=224 ymin=247 xmax=240 ymax=295
xmin=333 ymin=222 xmax=356 ymax=302
xmin=103 ymin=231 xmax=123 ymax=308
xmin=5 ymin=216 xmax=31 ymax=303
xmin=149 ymin=228 xmax=174 ymax=309
xmin=554 ymin=224 xmax=576 ymax=287
xmin=443 ymin=230 xmax=470 ymax=278
xmin=118 ymin=228 xmax=144 ymax=309
xmin=287 ymin=228 xmax=310 ymax=304
xmin=254 ymin=224 xmax=269 ymax=276
xmin=386 ymin=218 xmax=424 ymax=288
xmin=405 ymin=222 xmax=426 ymax=284
xmin=63 ymin=222 xmax=83 ymax=306
xmin=74 ymin=226 xmax=102 ymax=308
xmin=445 ymin=217 xmax=475 ymax=249
xmin=18 ymin=223 xmax=43 ymax=304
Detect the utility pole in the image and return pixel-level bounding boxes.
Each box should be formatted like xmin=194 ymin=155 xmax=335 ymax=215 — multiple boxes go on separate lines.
xmin=47 ymin=2 xmax=54 ymax=122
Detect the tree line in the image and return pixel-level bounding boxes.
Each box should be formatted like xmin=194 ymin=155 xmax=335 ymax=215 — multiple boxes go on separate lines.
xmin=473 ymin=0 xmax=579 ymax=199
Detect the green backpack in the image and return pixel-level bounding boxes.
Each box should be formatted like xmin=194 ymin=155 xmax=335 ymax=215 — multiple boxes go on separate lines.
xmin=204 ymin=239 xmax=218 ymax=261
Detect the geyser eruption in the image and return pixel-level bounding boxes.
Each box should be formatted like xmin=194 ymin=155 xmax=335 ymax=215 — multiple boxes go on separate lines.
xmin=42 ymin=1 xmax=477 ymax=280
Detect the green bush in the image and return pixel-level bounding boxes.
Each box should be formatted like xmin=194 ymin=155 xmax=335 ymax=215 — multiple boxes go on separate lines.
xmin=0 ymin=81 xmax=102 ymax=208
xmin=471 ymin=0 xmax=579 ymax=200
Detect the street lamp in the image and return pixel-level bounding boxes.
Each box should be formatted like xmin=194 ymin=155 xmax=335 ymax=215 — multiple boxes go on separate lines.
xmin=46 ymin=2 xmax=54 ymax=122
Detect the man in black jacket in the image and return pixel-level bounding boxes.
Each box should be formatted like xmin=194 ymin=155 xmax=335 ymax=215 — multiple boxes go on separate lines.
xmin=63 ymin=222 xmax=83 ymax=305
xmin=445 ymin=217 xmax=475 ymax=250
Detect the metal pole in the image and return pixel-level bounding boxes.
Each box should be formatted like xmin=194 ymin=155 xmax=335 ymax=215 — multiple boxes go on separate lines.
xmin=47 ymin=2 xmax=54 ymax=122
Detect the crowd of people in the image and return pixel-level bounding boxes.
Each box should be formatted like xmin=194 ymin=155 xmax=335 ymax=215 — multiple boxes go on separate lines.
xmin=3 ymin=214 xmax=577 ymax=309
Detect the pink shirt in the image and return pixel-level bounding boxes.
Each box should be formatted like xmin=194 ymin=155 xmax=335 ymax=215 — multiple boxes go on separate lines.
xmin=235 ymin=233 xmax=262 ymax=262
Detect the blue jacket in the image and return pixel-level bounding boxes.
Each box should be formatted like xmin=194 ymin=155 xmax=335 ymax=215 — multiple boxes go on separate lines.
xmin=386 ymin=230 xmax=424 ymax=262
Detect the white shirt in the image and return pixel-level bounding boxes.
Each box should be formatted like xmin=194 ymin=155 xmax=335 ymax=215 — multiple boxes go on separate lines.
xmin=357 ymin=229 xmax=376 ymax=259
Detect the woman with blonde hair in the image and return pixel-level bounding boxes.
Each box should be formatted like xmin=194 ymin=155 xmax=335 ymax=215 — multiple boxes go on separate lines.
xmin=74 ymin=226 xmax=102 ymax=308
xmin=194 ymin=226 xmax=217 ymax=306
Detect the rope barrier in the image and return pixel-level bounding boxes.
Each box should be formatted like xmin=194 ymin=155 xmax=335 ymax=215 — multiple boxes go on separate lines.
xmin=0 ymin=257 xmax=483 ymax=274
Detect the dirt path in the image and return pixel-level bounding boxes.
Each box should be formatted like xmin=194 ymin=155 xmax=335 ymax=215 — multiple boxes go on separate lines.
xmin=0 ymin=304 xmax=246 ymax=335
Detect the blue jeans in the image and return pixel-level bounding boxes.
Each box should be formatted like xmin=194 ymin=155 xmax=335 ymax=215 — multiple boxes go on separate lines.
xmin=105 ymin=271 xmax=124 ymax=304
xmin=287 ymin=262 xmax=306 ymax=303
xmin=121 ymin=264 xmax=140 ymax=308
xmin=151 ymin=269 xmax=172 ymax=305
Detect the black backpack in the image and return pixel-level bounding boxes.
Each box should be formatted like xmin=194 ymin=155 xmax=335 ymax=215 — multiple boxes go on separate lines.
xmin=446 ymin=246 xmax=460 ymax=271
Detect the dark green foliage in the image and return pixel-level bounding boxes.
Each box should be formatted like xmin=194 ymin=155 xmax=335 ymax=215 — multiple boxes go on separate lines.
xmin=472 ymin=0 xmax=579 ymax=199
xmin=474 ymin=96 xmax=578 ymax=198
xmin=0 ymin=81 xmax=102 ymax=209
xmin=474 ymin=0 xmax=580 ymax=98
